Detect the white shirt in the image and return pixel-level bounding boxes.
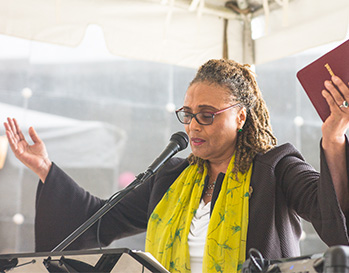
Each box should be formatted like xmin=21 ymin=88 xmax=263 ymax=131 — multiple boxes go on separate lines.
xmin=188 ymin=199 xmax=211 ymax=273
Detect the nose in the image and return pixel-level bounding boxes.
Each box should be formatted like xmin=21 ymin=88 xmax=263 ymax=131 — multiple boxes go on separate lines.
xmin=188 ymin=115 xmax=202 ymax=131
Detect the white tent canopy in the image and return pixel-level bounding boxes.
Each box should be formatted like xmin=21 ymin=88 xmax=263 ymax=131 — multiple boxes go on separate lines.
xmin=0 ymin=0 xmax=348 ymax=67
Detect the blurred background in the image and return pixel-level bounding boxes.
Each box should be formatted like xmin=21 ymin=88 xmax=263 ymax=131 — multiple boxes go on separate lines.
xmin=0 ymin=0 xmax=348 ymax=257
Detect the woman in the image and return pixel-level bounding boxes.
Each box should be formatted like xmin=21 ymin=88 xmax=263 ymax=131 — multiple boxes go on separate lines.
xmin=4 ymin=59 xmax=349 ymax=273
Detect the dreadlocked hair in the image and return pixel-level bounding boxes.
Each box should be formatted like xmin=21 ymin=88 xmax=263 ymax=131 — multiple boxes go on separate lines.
xmin=187 ymin=59 xmax=277 ymax=175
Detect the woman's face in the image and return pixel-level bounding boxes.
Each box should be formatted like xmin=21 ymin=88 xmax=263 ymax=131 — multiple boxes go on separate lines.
xmin=183 ymin=82 xmax=246 ymax=165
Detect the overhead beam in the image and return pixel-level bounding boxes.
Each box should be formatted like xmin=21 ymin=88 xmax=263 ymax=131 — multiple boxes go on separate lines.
xmin=242 ymin=14 xmax=255 ymax=64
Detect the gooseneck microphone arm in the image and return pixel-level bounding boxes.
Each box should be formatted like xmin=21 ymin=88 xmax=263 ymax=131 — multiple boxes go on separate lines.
xmin=51 ymin=131 xmax=189 ymax=252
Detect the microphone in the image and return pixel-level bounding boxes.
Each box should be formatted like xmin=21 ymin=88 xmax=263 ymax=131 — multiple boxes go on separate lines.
xmin=142 ymin=131 xmax=189 ymax=180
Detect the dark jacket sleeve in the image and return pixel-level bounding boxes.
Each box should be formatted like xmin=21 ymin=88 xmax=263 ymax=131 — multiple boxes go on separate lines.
xmin=35 ymin=163 xmax=105 ymax=251
xmin=276 ymin=139 xmax=349 ymax=247
xmin=35 ymin=158 xmax=188 ymax=252
xmin=246 ymin=141 xmax=349 ymax=259
xmin=35 ymin=162 xmax=151 ymax=252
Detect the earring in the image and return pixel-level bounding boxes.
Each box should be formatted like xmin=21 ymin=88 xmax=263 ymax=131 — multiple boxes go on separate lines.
xmin=238 ymin=128 xmax=243 ymax=132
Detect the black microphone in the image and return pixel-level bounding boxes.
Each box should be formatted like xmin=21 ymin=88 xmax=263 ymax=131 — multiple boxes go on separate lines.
xmin=143 ymin=131 xmax=189 ymax=179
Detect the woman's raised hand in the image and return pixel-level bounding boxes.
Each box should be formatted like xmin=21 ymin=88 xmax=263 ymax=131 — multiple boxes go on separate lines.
xmin=3 ymin=118 xmax=52 ymax=182
xmin=321 ymin=76 xmax=349 ymax=212
xmin=322 ymin=75 xmax=349 ymax=142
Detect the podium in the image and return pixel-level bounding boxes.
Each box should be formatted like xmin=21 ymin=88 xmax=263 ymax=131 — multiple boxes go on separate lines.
xmin=0 ymin=248 xmax=169 ymax=272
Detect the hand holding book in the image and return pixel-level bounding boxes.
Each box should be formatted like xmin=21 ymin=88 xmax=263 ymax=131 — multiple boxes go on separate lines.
xmin=321 ymin=75 xmax=349 ymax=140
xmin=297 ymin=40 xmax=349 ymax=213
xmin=297 ymin=39 xmax=349 ymax=122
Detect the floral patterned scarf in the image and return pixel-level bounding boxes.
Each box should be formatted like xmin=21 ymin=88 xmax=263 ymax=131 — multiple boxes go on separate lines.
xmin=145 ymin=155 xmax=252 ymax=272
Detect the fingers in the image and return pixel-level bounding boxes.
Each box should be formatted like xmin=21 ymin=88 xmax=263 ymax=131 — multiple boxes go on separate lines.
xmin=5 ymin=118 xmax=26 ymax=140
xmin=3 ymin=118 xmax=28 ymax=151
xmin=323 ymin=76 xmax=349 ymax=110
xmin=28 ymin=126 xmax=41 ymax=144
xmin=4 ymin=119 xmax=19 ymax=150
xmin=322 ymin=89 xmax=337 ymax=112
xmin=5 ymin=118 xmax=20 ymax=138
xmin=332 ymin=75 xmax=349 ymax=96
xmin=13 ymin=118 xmax=26 ymax=142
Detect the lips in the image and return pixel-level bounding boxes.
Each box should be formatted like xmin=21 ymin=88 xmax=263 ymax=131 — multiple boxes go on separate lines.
xmin=191 ymin=138 xmax=206 ymax=146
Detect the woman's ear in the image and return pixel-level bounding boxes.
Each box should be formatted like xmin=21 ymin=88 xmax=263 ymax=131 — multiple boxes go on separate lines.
xmin=237 ymin=107 xmax=247 ymax=129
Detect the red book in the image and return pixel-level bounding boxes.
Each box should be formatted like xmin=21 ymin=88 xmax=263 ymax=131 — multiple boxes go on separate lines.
xmin=296 ymin=39 xmax=349 ymax=121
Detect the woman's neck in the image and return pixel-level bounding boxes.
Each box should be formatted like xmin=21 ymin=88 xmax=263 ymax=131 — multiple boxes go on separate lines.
xmin=207 ymin=161 xmax=229 ymax=183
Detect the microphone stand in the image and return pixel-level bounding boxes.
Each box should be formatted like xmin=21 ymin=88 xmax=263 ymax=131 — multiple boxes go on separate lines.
xmin=44 ymin=131 xmax=188 ymax=272
xmin=50 ymin=131 xmax=188 ymax=253
xmin=51 ymin=171 xmax=152 ymax=253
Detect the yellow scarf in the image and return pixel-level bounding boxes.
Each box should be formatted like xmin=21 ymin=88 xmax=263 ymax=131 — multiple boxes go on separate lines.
xmin=145 ymin=155 xmax=252 ymax=273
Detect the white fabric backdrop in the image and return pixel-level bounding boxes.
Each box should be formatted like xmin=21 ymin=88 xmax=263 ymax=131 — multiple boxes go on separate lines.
xmin=0 ymin=0 xmax=347 ymax=67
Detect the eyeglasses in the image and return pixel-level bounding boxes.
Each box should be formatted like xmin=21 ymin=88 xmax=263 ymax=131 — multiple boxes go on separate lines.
xmin=175 ymin=103 xmax=241 ymax=125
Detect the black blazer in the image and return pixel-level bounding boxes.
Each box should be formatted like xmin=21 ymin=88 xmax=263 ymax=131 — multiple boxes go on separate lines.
xmin=35 ymin=142 xmax=349 ymax=259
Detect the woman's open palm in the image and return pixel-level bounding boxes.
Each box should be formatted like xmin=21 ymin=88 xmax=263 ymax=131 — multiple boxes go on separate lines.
xmin=4 ymin=118 xmax=51 ymax=181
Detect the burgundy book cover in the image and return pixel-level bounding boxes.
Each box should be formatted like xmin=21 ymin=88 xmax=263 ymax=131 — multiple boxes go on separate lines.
xmin=296 ymin=39 xmax=349 ymax=121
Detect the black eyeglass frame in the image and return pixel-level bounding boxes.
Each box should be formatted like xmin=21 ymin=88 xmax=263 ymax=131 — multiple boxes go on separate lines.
xmin=175 ymin=103 xmax=241 ymax=125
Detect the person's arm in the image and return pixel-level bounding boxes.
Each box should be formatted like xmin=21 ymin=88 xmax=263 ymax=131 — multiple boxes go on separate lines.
xmin=3 ymin=117 xmax=153 ymax=251
xmin=321 ymin=76 xmax=349 ymax=213
xmin=275 ymin=144 xmax=349 ymax=247
xmin=3 ymin=117 xmax=51 ymax=182
xmin=35 ymin=162 xmax=106 ymax=251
